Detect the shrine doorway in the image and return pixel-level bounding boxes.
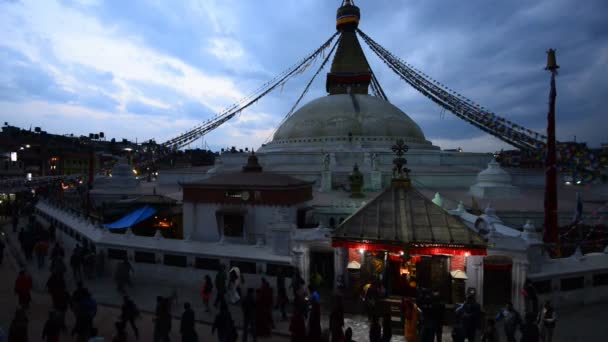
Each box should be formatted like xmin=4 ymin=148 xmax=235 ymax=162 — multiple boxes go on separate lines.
xmin=483 ymin=255 xmax=513 ymax=311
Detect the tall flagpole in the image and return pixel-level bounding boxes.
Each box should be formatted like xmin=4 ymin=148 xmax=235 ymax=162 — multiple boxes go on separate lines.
xmin=543 ymin=49 xmax=560 ymax=257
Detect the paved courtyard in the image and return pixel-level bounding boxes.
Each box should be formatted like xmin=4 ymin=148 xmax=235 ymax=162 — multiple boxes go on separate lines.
xmin=1 ymin=218 xmax=607 ymax=341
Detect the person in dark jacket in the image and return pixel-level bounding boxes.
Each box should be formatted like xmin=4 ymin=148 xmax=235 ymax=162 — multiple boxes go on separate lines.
xmin=289 ymin=310 xmax=306 ymax=342
xmin=458 ymin=295 xmax=481 ymax=342
xmin=329 ymin=296 xmax=345 ymax=342
xmin=430 ymin=292 xmax=446 ymax=342
xmin=8 ymin=307 xmax=28 ymax=342
xmin=181 ymin=302 xmax=197 ymax=342
xmin=214 ymin=265 xmax=227 ymax=308
xmin=112 ymin=321 xmax=128 ymax=342
xmin=496 ymin=302 xmax=522 ymax=342
xmin=212 ymin=301 xmax=237 ymax=342
xmin=520 ymin=312 xmax=540 ymax=342
xmin=42 ymin=310 xmax=64 ymax=342
xmin=241 ymin=288 xmax=256 ymax=342
xmin=369 ymin=315 xmax=381 ymax=342
xmin=381 ymin=311 xmax=393 ymax=342
xmin=308 ymin=301 xmax=322 ymax=341
xmin=154 ymin=297 xmax=172 ymax=342
xmin=121 ymin=295 xmax=140 ymax=339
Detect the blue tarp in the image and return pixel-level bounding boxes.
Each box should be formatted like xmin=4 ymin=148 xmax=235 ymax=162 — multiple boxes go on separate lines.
xmin=104 ymin=206 xmax=156 ymax=229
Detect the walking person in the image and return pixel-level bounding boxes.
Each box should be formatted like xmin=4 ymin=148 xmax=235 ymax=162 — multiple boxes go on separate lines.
xmin=520 ymin=312 xmax=540 ymax=342
xmin=112 ymin=321 xmax=127 ymax=342
xmin=214 ymin=265 xmax=227 ymax=308
xmin=523 ymin=279 xmax=539 ymax=315
xmin=430 ymin=292 xmax=446 ymax=342
xmin=457 ymin=295 xmax=481 ymax=342
xmin=8 ymin=307 xmax=28 ymax=342
xmin=121 ymin=295 xmax=140 ymax=340
xmin=481 ymin=319 xmax=498 ymax=342
xmin=200 ymin=275 xmax=213 ymax=312
xmin=329 ymin=296 xmax=345 ymax=342
xmin=381 ymin=311 xmax=393 ymax=342
xmin=496 ymin=302 xmax=522 ymax=342
xmin=538 ymin=301 xmax=556 ymax=342
xmin=289 ymin=310 xmax=306 ymax=342
xmin=276 ymin=270 xmax=288 ymax=321
xmin=115 ymin=257 xmax=134 ymax=293
xmin=14 ymin=270 xmax=33 ymax=309
xmin=212 ymin=301 xmax=237 ymax=342
xmin=307 ymin=301 xmax=321 ymax=341
xmin=181 ymin=302 xmax=198 ymax=342
xmin=42 ymin=310 xmax=64 ymax=342
xmin=369 ymin=315 xmax=381 ymax=342
xmin=241 ymin=288 xmax=256 ymax=342
xmin=154 ymin=297 xmax=172 ymax=342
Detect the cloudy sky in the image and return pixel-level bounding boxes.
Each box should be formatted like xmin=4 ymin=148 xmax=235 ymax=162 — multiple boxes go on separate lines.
xmin=1 ymin=0 xmax=606 ymax=152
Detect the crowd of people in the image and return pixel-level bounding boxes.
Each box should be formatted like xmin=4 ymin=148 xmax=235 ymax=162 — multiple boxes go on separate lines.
xmin=2 ymin=196 xmax=560 ymax=342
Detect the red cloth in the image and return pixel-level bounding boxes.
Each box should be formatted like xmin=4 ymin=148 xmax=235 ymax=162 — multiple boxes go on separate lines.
xmin=256 ymin=287 xmax=273 ymax=337
xmin=290 ymin=313 xmax=307 ymax=342
xmin=15 ymin=274 xmax=33 ymax=306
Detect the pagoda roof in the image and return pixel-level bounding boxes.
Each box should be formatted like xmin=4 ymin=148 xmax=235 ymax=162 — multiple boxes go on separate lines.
xmin=332 ymin=182 xmax=487 ymax=255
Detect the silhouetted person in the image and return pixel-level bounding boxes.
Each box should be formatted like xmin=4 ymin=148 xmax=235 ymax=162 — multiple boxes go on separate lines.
xmin=201 ymin=275 xmax=213 ymax=312
xmin=241 ymin=288 xmax=256 ymax=342
xmin=369 ymin=315 xmax=381 ymax=342
xmin=481 ymin=318 xmax=498 ymax=342
xmin=42 ymin=310 xmax=64 ymax=342
xmin=121 ymin=295 xmax=140 ymax=339
xmin=430 ymin=292 xmax=446 ymax=342
xmin=538 ymin=301 xmax=557 ymax=342
xmin=308 ymin=301 xmax=321 ymax=341
xmin=112 ymin=321 xmax=128 ymax=342
xmin=214 ymin=265 xmax=227 ymax=308
xmin=289 ymin=310 xmax=306 ymax=342
xmin=329 ymin=296 xmax=345 ymax=342
xmin=381 ymin=312 xmax=392 ymax=342
xmin=520 ymin=312 xmax=540 ymax=342
xmin=14 ymin=270 xmax=32 ymax=309
xmin=344 ymin=327 xmax=355 ymax=342
xmin=154 ymin=297 xmax=172 ymax=342
xmin=496 ymin=302 xmax=521 ymax=342
xmin=457 ymin=295 xmax=481 ymax=342
xmin=181 ymin=302 xmax=198 ymax=342
xmin=8 ymin=307 xmax=28 ymax=342
xmin=276 ymin=270 xmax=288 ymax=320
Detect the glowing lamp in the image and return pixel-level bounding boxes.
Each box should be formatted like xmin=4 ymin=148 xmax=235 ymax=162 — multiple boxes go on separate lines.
xmin=399 ymin=251 xmax=404 ymax=256
xmin=464 ymin=251 xmax=471 ymax=257
xmin=358 ymin=248 xmax=365 ymax=254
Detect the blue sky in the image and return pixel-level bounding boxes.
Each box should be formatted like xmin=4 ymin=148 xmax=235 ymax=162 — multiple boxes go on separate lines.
xmin=1 ymin=0 xmax=607 ymax=152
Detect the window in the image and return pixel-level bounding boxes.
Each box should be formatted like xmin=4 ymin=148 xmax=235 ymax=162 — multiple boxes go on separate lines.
xmin=107 ymin=249 xmax=127 ymax=260
xmin=230 ymin=260 xmax=257 ymax=274
xmin=593 ymin=273 xmax=608 ymax=287
xmin=223 ymin=214 xmax=244 ymax=237
xmin=561 ymin=276 xmax=584 ymax=291
xmin=195 ymin=257 xmax=220 ymax=271
xmin=266 ymin=264 xmax=294 ymax=277
xmin=164 ymin=254 xmax=187 ymax=267
xmin=533 ymin=280 xmax=552 ymax=294
xmin=134 ymin=251 xmax=156 ymax=264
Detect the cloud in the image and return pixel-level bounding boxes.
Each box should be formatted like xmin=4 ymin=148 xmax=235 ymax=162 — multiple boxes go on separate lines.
xmin=0 ymin=0 xmax=606 ymax=151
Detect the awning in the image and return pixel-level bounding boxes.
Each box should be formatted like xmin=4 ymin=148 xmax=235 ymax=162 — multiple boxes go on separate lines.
xmin=104 ymin=206 xmax=156 ymax=230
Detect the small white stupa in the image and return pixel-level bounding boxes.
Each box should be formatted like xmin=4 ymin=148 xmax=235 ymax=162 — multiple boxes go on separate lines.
xmin=469 ymin=158 xmax=519 ymax=199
